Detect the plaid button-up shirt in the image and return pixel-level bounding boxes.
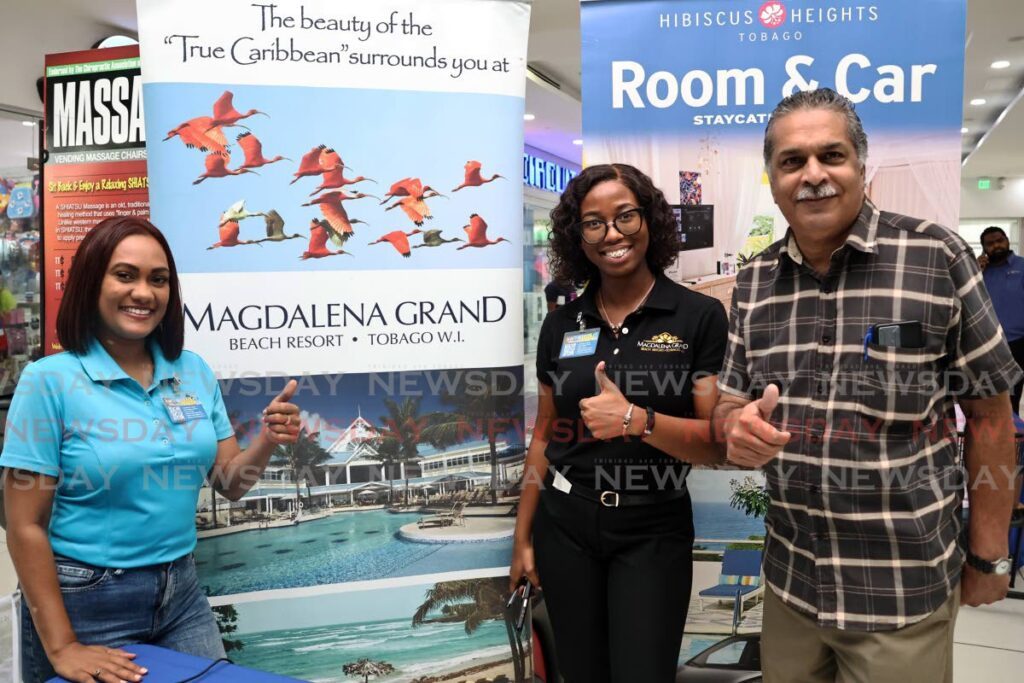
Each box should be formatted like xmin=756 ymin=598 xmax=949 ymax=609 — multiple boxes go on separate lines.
xmin=719 ymin=200 xmax=1022 ymax=631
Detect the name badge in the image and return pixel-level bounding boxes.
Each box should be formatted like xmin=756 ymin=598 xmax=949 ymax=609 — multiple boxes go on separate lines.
xmin=163 ymin=394 xmax=208 ymax=424
xmin=559 ymin=328 xmax=600 ymax=359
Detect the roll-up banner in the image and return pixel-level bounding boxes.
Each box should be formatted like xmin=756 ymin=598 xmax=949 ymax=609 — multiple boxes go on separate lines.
xmin=136 ymin=1 xmax=532 ymax=679
xmin=581 ymin=0 xmax=966 ymax=657
xmin=43 ymin=45 xmax=150 ymax=354
xmin=582 ymin=0 xmax=966 ymax=279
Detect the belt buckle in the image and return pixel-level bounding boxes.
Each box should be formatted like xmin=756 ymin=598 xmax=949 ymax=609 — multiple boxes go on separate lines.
xmin=600 ymin=491 xmax=620 ymax=508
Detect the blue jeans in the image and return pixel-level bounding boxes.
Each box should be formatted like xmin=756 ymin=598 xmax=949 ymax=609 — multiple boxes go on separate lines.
xmin=21 ymin=553 xmax=225 ymax=683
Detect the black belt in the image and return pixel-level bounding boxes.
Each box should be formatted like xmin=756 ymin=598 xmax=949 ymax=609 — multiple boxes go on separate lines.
xmin=544 ymin=471 xmax=688 ymax=508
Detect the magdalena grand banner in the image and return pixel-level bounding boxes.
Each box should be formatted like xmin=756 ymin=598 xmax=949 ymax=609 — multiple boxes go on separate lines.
xmin=136 ymin=1 xmax=533 ymax=680
xmin=581 ymin=0 xmax=967 ymax=279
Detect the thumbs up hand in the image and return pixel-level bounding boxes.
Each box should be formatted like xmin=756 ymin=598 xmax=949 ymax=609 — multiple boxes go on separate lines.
xmin=262 ymin=378 xmax=301 ymax=445
xmin=579 ymin=361 xmax=635 ymax=440
xmin=725 ymin=383 xmax=791 ymax=468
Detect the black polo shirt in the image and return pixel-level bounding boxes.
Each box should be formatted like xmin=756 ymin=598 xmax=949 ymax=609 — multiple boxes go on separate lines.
xmin=536 ymin=274 xmax=728 ymax=492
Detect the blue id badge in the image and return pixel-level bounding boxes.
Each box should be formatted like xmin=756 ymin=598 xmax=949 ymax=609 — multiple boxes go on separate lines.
xmin=163 ymin=394 xmax=209 ymax=424
xmin=559 ymin=328 xmax=600 ymax=359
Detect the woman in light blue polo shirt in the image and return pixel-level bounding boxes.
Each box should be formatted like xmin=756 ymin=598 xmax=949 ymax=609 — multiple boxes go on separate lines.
xmin=2 ymin=216 xmax=301 ymax=683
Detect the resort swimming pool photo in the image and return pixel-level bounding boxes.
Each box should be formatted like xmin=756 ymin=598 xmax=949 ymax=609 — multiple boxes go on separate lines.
xmin=195 ymin=508 xmax=514 ymax=596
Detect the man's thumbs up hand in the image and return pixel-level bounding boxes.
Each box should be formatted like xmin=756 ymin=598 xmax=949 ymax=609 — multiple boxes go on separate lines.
xmin=725 ymin=383 xmax=791 ymax=468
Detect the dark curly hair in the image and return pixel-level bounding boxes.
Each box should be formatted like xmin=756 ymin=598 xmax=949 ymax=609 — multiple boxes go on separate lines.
xmin=548 ymin=163 xmax=682 ymax=286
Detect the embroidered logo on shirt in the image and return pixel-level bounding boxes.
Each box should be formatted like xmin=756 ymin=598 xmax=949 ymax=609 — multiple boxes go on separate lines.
xmin=638 ymin=332 xmax=689 ymax=352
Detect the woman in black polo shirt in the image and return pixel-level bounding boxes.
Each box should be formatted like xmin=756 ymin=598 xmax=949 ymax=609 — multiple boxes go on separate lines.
xmin=510 ymin=163 xmax=728 ymax=682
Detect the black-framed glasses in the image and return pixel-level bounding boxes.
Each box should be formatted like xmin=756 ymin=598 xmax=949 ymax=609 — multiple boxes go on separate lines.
xmin=575 ymin=208 xmax=645 ymax=244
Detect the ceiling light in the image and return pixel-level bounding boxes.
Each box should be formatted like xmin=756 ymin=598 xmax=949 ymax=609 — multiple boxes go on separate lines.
xmin=21 ymin=121 xmax=35 ymax=127
xmin=970 ymin=98 xmax=987 ymax=106
xmin=991 ymin=60 xmax=1011 ymax=69
xmin=960 ymin=127 xmax=968 ymax=134
xmin=523 ymin=113 xmax=535 ymax=121
xmin=572 ymin=139 xmax=583 ymax=146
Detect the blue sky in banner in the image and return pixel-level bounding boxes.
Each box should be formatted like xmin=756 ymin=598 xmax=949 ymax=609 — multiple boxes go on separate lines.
xmin=143 ymin=83 xmax=524 ymax=273
xmin=582 ymin=0 xmax=966 ymax=137
xmin=219 ymin=367 xmax=525 ymax=450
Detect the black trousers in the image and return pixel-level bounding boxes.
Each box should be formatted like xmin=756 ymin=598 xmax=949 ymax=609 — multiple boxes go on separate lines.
xmin=1010 ymin=337 xmax=1024 ymax=415
xmin=533 ymin=487 xmax=694 ymax=683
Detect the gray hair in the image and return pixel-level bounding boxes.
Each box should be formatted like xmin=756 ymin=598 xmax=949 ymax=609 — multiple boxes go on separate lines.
xmin=763 ymin=88 xmax=868 ymax=168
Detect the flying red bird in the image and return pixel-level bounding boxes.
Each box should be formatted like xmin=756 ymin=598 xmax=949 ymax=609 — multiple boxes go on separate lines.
xmin=301 ymin=193 xmax=366 ymax=239
xmin=236 ymin=132 xmax=290 ymax=169
xmin=290 ymin=146 xmax=328 ymax=185
xmin=369 ymin=229 xmax=423 ymax=258
xmin=301 ymin=219 xmax=353 ymax=260
xmin=384 ymin=192 xmax=443 ymax=226
xmin=206 ymin=91 xmax=268 ymax=131
xmin=318 ymin=145 xmax=346 ymax=172
xmin=310 ymin=166 xmax=376 ymax=196
xmin=163 ymin=117 xmax=229 ymax=154
xmin=207 ymin=221 xmax=260 ymax=250
xmin=458 ymin=214 xmax=509 ymax=250
xmin=379 ymin=177 xmax=444 ymax=205
xmin=193 ymin=152 xmax=258 ymax=185
xmin=452 ymin=161 xmax=504 ymax=192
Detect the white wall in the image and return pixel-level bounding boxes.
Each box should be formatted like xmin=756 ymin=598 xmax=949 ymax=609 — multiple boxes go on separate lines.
xmin=0 ymin=1 xmax=138 ymax=114
xmin=960 ymin=178 xmax=1024 ymax=220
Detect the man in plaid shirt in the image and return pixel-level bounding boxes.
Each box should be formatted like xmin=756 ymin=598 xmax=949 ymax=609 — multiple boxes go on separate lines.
xmin=713 ymin=89 xmax=1021 ymax=683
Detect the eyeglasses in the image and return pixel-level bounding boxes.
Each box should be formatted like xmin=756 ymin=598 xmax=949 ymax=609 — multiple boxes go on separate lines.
xmin=575 ymin=208 xmax=644 ymax=244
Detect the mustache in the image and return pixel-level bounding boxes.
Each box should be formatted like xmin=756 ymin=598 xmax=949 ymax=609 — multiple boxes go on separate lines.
xmin=796 ymin=183 xmax=838 ymax=201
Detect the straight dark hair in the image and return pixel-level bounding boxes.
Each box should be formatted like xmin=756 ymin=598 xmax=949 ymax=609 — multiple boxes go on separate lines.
xmin=56 ymin=216 xmax=185 ymax=359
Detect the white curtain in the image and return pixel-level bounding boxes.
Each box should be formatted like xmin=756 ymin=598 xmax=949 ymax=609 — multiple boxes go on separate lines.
xmin=867 ymin=160 xmax=961 ymax=230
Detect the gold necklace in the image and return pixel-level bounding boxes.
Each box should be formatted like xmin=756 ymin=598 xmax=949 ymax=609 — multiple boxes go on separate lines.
xmin=597 ymin=278 xmax=657 ymax=336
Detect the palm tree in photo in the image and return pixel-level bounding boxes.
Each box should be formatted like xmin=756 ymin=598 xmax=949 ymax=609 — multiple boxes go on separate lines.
xmin=270 ymin=427 xmax=331 ymax=519
xmin=412 ymin=578 xmax=527 ymax=683
xmin=420 ymin=371 xmax=523 ymax=504
xmin=341 ymin=658 xmax=395 ymax=682
xmin=375 ymin=397 xmax=443 ymax=507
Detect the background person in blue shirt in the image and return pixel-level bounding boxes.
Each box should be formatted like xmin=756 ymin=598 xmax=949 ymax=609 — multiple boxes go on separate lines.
xmin=2 ymin=216 xmax=301 ymax=683
xmin=979 ymin=226 xmax=1024 ymax=414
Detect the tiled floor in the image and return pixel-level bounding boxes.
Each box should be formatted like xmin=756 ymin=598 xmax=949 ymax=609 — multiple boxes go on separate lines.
xmin=0 ymin=535 xmax=1020 ymax=681
xmin=686 ymin=561 xmax=1024 ymax=682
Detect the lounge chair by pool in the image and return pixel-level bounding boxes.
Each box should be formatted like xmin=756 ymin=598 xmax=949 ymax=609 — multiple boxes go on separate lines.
xmin=417 ymin=501 xmax=466 ymax=529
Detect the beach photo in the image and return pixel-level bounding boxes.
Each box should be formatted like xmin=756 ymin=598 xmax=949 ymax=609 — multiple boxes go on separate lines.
xmin=195 ymin=367 xmax=525 ymax=596
xmin=211 ymin=576 xmax=532 ymax=683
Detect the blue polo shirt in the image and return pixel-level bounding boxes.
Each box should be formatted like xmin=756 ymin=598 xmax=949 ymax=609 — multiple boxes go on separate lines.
xmin=0 ymin=339 xmax=233 ymax=567
xmin=983 ymin=252 xmax=1024 ymax=342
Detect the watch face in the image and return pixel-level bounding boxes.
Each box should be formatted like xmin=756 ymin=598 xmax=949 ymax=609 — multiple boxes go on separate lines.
xmin=994 ymin=558 xmax=1012 ymax=575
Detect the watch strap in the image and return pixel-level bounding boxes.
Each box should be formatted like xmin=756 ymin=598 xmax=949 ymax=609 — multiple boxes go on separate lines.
xmin=965 ymin=550 xmax=1012 ymax=575
xmin=642 ymin=406 xmax=655 ymax=437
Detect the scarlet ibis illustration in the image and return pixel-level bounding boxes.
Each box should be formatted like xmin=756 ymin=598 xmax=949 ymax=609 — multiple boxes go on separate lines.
xmin=218 ymin=199 xmax=264 ymax=226
xmin=384 ymin=190 xmax=444 ymax=227
xmin=318 ymin=145 xmax=347 ymax=172
xmin=300 ymin=219 xmax=353 ymax=260
xmin=369 ymin=229 xmax=423 ymax=258
xmin=193 ymin=152 xmax=259 ymax=185
xmin=290 ymin=146 xmax=326 ymax=185
xmin=412 ymin=229 xmax=463 ymax=249
xmin=205 ymin=91 xmax=268 ymax=131
xmin=164 ymin=117 xmax=229 ymax=155
xmin=301 ymin=193 xmax=367 ymax=239
xmin=207 ymin=221 xmax=260 ymax=250
xmin=379 ymin=177 xmax=444 ymax=205
xmin=452 ymin=161 xmax=504 ymax=192
xmin=458 ymin=214 xmax=509 ymax=250
xmin=310 ymin=167 xmax=376 ymax=196
xmin=254 ymin=210 xmax=302 ymax=244
xmin=236 ymin=132 xmax=290 ymax=170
